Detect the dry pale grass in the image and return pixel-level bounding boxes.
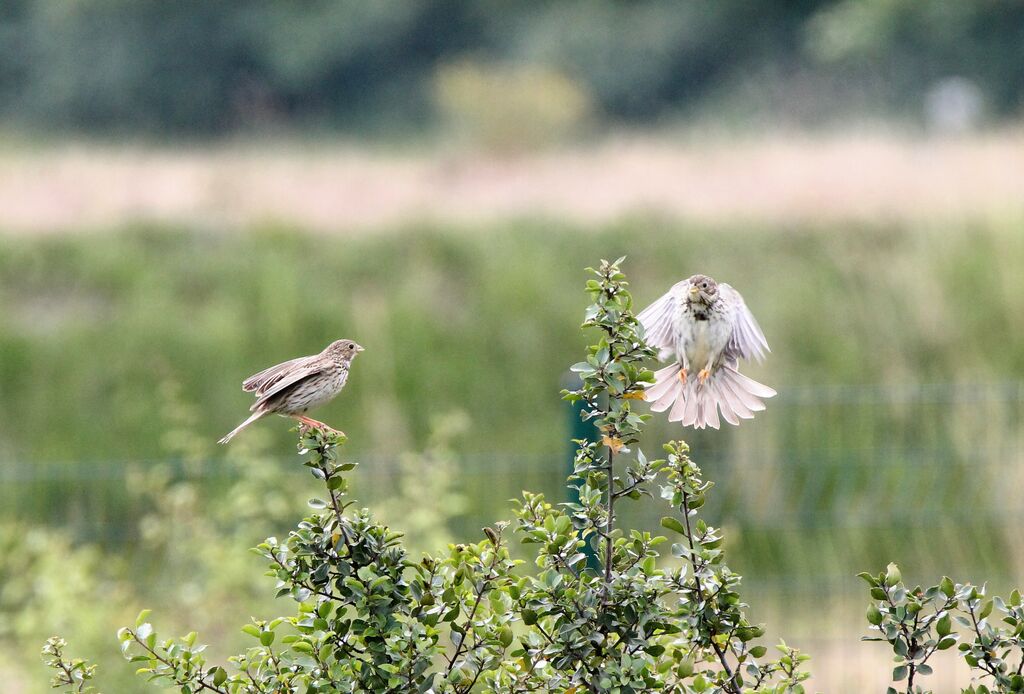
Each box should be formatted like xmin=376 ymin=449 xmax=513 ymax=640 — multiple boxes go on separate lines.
xmin=805 ymin=636 xmax=976 ymax=693
xmin=760 ymin=600 xmax=983 ymax=693
xmin=0 ymin=130 xmax=1022 ymax=233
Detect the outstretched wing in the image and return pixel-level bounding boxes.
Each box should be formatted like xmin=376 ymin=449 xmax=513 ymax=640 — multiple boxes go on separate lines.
xmin=719 ymin=283 xmax=770 ymax=363
xmin=243 ymin=354 xmax=318 ymax=395
xmin=636 ymin=279 xmax=688 ymax=356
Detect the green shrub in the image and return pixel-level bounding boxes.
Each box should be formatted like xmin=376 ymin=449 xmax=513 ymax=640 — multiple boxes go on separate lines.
xmin=43 ymin=259 xmax=809 ymax=692
xmin=861 ymin=565 xmax=1024 ymax=693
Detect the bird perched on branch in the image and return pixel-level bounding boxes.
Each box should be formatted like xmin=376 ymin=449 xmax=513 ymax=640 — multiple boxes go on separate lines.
xmin=637 ymin=275 xmax=775 ymax=429
xmin=218 ymin=339 xmax=363 ymax=444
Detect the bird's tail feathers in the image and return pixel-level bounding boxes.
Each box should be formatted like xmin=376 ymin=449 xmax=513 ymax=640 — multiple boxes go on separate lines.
xmin=218 ymin=410 xmax=268 ymax=445
xmin=646 ymin=363 xmax=684 ymax=412
xmin=645 ymin=363 xmax=776 ymax=429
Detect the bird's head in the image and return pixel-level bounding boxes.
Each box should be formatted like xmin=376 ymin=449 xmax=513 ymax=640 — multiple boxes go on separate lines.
xmin=327 ymin=339 xmax=364 ymax=360
xmin=686 ymin=274 xmax=719 ymax=305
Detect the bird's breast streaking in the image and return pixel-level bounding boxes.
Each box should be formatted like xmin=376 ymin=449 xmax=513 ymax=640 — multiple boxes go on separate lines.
xmin=677 ymin=301 xmax=731 ymax=374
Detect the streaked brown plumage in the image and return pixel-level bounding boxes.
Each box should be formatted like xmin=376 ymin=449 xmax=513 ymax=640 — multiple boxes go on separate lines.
xmin=218 ymin=339 xmax=363 ymax=444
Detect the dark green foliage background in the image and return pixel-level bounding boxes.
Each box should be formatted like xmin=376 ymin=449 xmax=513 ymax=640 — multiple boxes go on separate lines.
xmin=1 ymin=1 xmax=1022 ymax=135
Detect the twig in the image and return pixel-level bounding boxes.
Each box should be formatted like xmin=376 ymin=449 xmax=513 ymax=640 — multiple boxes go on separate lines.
xmin=681 ymin=488 xmax=738 ymax=693
xmin=603 ymin=446 xmax=615 ymax=591
xmin=446 ymin=550 xmax=501 ymax=685
xmin=131 ymin=632 xmax=229 ymax=694
xmin=881 ymin=590 xmax=917 ymax=693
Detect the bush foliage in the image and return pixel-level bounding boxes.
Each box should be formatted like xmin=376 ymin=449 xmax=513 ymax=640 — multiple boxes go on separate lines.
xmin=861 ymin=564 xmax=1024 ymax=693
xmin=3 ymin=2 xmax=1023 ymax=134
xmin=43 ymin=260 xmax=811 ymax=692
xmin=40 ymin=259 xmax=1024 ymax=692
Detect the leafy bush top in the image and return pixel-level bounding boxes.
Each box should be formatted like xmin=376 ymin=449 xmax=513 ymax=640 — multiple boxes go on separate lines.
xmin=45 ymin=259 xmax=813 ymax=693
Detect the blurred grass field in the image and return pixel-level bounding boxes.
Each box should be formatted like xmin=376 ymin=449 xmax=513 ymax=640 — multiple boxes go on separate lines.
xmin=6 ymin=2 xmax=1024 ymax=688
xmin=2 ymin=132 xmax=1023 ymax=232
xmin=2 ymin=214 xmax=1023 ymax=461
xmin=2 ymin=141 xmax=1024 ymax=691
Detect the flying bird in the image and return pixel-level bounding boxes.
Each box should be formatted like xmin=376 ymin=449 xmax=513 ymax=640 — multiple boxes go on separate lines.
xmin=218 ymin=339 xmax=363 ymax=444
xmin=637 ymin=275 xmax=775 ymax=429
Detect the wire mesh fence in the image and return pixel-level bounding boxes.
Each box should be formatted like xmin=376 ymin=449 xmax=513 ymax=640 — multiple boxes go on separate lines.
xmin=2 ymin=381 xmax=1022 ymax=691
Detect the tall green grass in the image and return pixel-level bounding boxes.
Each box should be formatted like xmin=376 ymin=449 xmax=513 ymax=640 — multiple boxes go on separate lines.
xmin=2 ymin=217 xmax=1022 ymax=463
xmin=2 ymin=217 xmax=1023 ymax=691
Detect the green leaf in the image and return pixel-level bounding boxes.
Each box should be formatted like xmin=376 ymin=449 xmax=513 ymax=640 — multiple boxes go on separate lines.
xmin=660 ymin=517 xmax=686 ymax=535
xmin=940 ymin=576 xmax=955 ymax=598
xmin=867 ymin=604 xmax=883 ymax=626
xmin=135 ymin=610 xmax=152 ymax=628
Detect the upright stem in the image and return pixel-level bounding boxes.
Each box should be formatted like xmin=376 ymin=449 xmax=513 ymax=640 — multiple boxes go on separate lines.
xmin=445 ymin=553 xmax=499 ymax=685
xmin=681 ymin=489 xmax=737 ymax=693
xmin=316 ymin=451 xmax=353 ymax=547
xmin=882 ymin=590 xmax=917 ymax=693
xmin=603 ymin=446 xmax=615 ymax=588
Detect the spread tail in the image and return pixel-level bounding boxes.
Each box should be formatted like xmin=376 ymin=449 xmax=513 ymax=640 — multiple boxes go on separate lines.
xmin=218 ymin=410 xmax=268 ymax=444
xmin=645 ymin=363 xmax=776 ymax=429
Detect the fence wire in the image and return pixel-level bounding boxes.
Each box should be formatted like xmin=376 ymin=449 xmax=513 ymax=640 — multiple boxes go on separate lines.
xmin=2 ymin=382 xmax=1022 ymax=692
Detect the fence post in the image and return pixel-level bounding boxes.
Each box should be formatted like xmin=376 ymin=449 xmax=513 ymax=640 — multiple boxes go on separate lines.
xmin=564 ymin=371 xmax=600 ymax=570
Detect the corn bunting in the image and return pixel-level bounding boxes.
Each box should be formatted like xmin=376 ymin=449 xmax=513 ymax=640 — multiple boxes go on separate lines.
xmin=638 ymin=275 xmax=775 ymax=429
xmin=218 ymin=339 xmax=363 ymax=444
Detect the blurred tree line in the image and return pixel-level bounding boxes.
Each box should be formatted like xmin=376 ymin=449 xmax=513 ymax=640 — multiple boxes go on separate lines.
xmin=0 ymin=0 xmax=1021 ymax=138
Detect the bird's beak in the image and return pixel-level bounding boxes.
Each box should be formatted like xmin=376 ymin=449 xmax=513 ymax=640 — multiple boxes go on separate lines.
xmin=356 ymin=345 xmax=365 ymax=352
xmin=689 ymin=286 xmax=700 ymax=295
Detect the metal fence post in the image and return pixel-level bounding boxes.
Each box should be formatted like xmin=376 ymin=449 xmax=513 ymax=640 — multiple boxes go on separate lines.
xmin=564 ymin=371 xmax=600 ymax=570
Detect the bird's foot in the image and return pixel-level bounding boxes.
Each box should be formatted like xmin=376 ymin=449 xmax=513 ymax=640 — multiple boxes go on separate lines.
xmin=296 ymin=416 xmax=346 ymax=438
xmin=678 ymin=367 xmax=688 ymax=384
xmin=697 ymin=368 xmax=711 ymax=385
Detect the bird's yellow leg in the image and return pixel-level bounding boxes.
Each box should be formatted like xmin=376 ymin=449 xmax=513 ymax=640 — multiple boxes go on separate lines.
xmin=697 ymin=368 xmax=711 ymax=385
xmin=678 ymin=367 xmax=688 ymax=383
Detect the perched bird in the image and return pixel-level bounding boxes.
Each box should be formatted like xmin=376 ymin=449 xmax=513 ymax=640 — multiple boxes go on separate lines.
xmin=637 ymin=275 xmax=775 ymax=429
xmin=218 ymin=339 xmax=363 ymax=444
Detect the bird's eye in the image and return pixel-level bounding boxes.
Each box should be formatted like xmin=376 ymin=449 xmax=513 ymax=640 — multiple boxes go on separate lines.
xmin=348 ymin=344 xmax=354 ymax=350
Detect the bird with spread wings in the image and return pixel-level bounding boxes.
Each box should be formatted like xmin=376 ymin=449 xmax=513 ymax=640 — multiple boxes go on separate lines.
xmin=637 ymin=274 xmax=776 ymax=429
